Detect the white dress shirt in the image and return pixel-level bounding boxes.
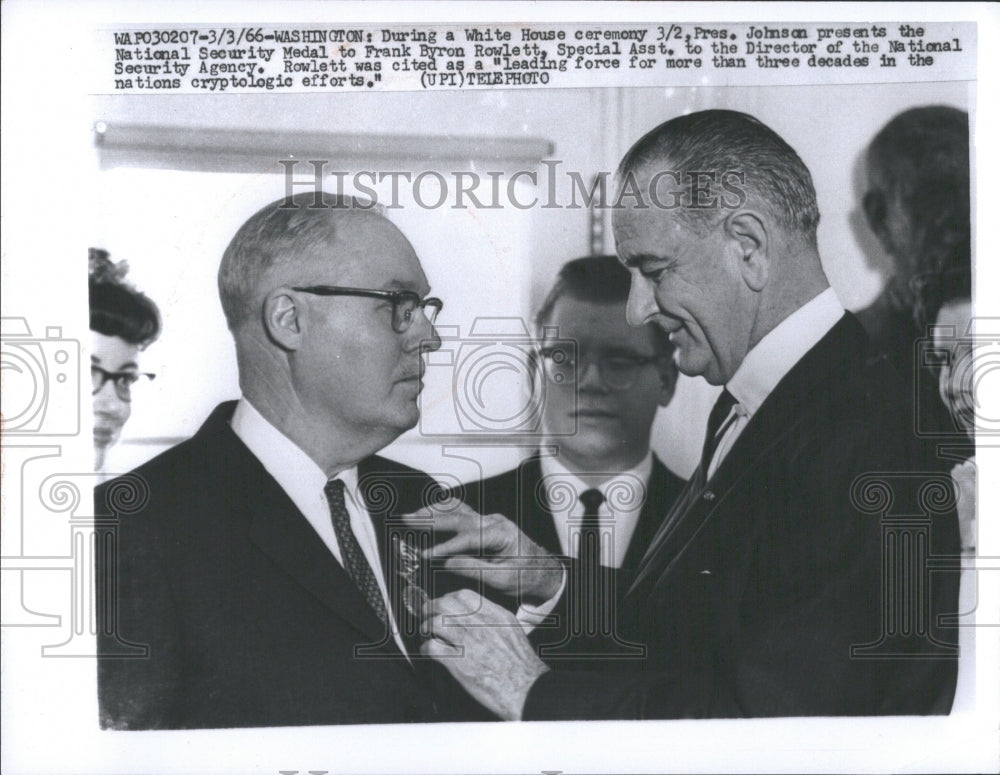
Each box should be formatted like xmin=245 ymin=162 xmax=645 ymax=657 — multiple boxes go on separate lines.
xmin=539 ymin=450 xmax=654 ymax=568
xmin=230 ymin=398 xmax=408 ymax=656
xmin=707 ymin=288 xmax=846 ymax=478
xmin=231 ymin=397 xmax=552 ymax=642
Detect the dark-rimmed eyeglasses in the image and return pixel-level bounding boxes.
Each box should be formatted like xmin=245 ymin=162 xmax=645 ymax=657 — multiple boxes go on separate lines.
xmin=91 ymin=365 xmax=155 ymax=402
xmin=539 ymin=345 xmax=663 ymax=391
xmin=292 ymin=285 xmax=443 ymax=334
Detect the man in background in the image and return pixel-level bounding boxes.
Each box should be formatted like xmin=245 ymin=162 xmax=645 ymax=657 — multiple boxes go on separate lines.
xmin=858 ymin=106 xmax=970 ymax=435
xmin=458 ymin=255 xmax=684 ymax=667
xmin=415 ymin=110 xmax=960 ymax=720
xmin=96 ymin=193 xmax=504 ymax=728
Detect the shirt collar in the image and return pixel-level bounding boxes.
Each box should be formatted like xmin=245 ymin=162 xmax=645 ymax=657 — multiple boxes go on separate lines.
xmin=727 ymin=288 xmax=845 ymax=416
xmin=230 ymin=397 xmax=359 ymax=507
xmin=538 ymin=447 xmax=654 ymax=499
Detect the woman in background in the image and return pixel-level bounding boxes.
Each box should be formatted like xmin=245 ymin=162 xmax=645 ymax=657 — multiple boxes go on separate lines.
xmin=89 ymin=248 xmax=161 ymax=473
xmin=921 ymin=266 xmax=976 ymax=554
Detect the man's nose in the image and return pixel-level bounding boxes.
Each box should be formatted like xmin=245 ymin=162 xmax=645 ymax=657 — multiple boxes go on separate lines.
xmin=626 ymin=274 xmax=658 ymax=327
xmin=416 ymin=314 xmax=441 ymax=354
xmin=93 ymin=381 xmax=126 ymax=414
xmin=576 ymin=358 xmax=608 ymax=392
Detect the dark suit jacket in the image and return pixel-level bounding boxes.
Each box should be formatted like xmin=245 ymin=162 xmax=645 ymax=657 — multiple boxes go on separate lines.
xmin=523 ymin=314 xmax=961 ymax=719
xmin=95 ymin=401 xmax=482 ymax=729
xmin=457 ymin=454 xmax=685 ymax=668
xmin=856 ymin=288 xmax=956 ymax=437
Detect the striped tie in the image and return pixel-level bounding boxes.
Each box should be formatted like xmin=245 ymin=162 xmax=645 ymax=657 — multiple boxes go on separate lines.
xmin=697 ymin=389 xmax=738 ymax=485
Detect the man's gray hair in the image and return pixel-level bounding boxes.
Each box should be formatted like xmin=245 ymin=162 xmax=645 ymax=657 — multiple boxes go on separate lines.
xmin=617 ymin=109 xmax=820 ymax=245
xmin=218 ymin=192 xmax=384 ymax=329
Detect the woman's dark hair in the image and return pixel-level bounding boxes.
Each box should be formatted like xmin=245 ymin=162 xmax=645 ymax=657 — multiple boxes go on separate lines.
xmin=89 ymin=248 xmax=161 ymax=347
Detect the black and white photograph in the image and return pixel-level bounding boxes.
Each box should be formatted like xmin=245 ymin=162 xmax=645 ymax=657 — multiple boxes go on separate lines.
xmin=2 ymin=2 xmax=998 ymax=773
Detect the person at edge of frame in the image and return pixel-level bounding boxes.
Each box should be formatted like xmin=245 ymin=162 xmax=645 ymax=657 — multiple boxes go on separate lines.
xmin=857 ymin=106 xmax=970 ymax=438
xmin=89 ymin=248 xmax=161 ymax=476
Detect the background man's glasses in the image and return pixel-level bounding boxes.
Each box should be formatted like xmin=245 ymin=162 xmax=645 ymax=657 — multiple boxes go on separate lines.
xmin=91 ymin=365 xmax=155 ymax=402
xmin=539 ymin=345 xmax=662 ymax=391
xmin=292 ymin=285 xmax=443 ymax=334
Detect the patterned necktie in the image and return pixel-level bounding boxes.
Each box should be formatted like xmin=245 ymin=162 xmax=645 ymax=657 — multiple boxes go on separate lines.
xmin=698 ymin=388 xmax=738 ymax=484
xmin=324 ymin=479 xmax=388 ymax=627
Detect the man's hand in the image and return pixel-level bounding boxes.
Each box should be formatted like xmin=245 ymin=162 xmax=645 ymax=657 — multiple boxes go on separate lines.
xmin=403 ymin=501 xmax=563 ymax=604
xmin=421 ymin=589 xmax=549 ymax=720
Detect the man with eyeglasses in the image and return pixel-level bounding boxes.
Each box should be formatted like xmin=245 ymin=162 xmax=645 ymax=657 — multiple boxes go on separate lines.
xmin=95 ymin=193 xmax=485 ymax=729
xmin=456 ymin=255 xmax=684 ymax=668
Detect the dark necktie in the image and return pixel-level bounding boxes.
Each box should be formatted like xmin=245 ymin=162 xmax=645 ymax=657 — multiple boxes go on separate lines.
xmin=579 ymin=488 xmax=605 ymax=566
xmin=698 ymin=388 xmax=738 ymax=484
xmin=629 ymin=391 xmax=741 ymax=598
xmin=575 ymin=488 xmax=605 ymax=637
xmin=324 ymin=478 xmax=388 ymax=627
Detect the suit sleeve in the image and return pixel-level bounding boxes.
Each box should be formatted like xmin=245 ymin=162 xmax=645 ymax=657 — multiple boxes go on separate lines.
xmin=96 ymin=480 xmax=184 ymax=730
xmin=524 ymin=416 xmax=960 ymax=720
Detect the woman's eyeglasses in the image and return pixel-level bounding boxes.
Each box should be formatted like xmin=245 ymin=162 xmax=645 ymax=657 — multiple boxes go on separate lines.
xmin=91 ymin=365 xmax=155 ymax=402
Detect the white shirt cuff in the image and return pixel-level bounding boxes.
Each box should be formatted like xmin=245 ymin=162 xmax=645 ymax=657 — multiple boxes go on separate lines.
xmin=514 ymin=567 xmax=567 ymax=633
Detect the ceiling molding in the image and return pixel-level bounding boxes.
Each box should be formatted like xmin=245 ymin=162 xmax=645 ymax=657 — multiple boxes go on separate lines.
xmin=94 ymin=122 xmax=555 ymax=173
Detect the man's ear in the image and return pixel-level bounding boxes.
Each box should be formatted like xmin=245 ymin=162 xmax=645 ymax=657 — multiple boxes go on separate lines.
xmin=262 ymin=290 xmax=303 ymax=351
xmin=657 ymin=360 xmax=678 ymax=407
xmin=725 ymin=210 xmax=769 ymax=292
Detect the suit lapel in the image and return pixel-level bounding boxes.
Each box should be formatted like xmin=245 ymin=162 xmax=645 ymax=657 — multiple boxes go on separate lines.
xmin=629 ymin=315 xmax=868 ymax=593
xmin=244 ymin=479 xmax=394 ymax=650
xmin=200 ymin=421 xmax=399 ymax=652
xmin=629 ymin=413 xmax=797 ymax=592
xmin=621 ymin=458 xmax=678 ymax=572
xmin=518 ymin=456 xmax=563 ymax=557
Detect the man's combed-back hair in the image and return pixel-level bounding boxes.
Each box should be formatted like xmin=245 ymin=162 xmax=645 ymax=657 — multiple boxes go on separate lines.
xmin=88 ymin=248 xmax=161 ymax=348
xmin=218 ymin=192 xmax=382 ymax=329
xmin=617 ymin=109 xmax=820 ymax=244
